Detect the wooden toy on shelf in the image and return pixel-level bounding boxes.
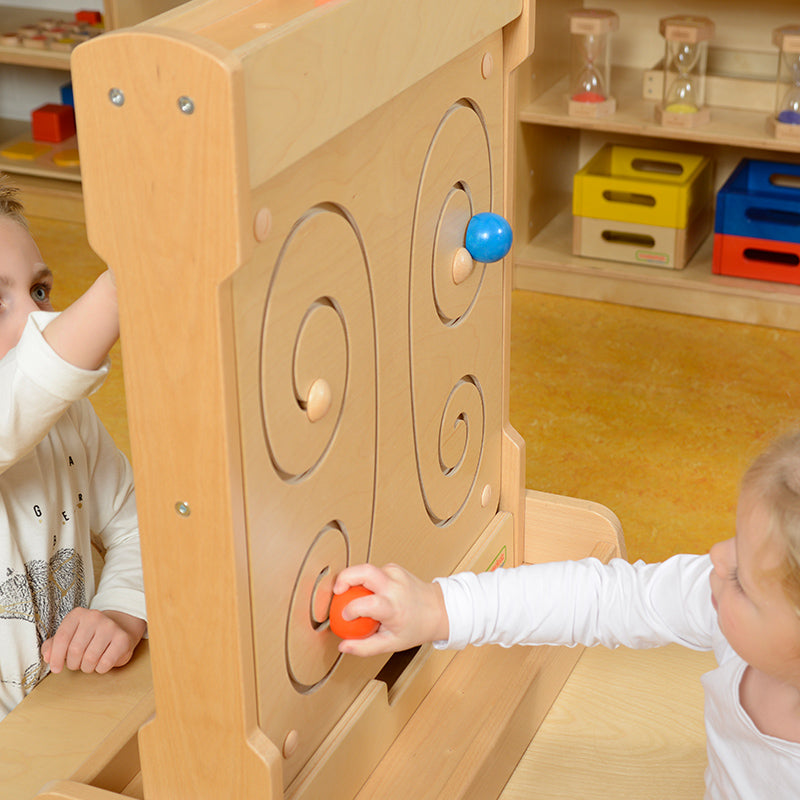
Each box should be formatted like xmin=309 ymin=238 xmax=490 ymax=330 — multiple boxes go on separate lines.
xmin=713 ymin=157 xmax=800 ymax=284
xmin=656 ymin=15 xmax=715 ymax=127
xmin=0 ymin=1 xmax=628 ymax=799
xmin=770 ymin=24 xmax=800 ymax=140
xmin=31 ymin=103 xmax=76 ymax=143
xmin=567 ymin=9 xmax=619 ymax=117
xmin=0 ymin=12 xmax=104 ymax=53
xmin=572 ymin=144 xmax=714 ymax=269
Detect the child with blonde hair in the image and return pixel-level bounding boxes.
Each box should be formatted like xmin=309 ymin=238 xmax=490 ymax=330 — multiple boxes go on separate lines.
xmin=0 ymin=182 xmax=146 ymax=719
xmin=335 ymin=432 xmax=800 ymax=799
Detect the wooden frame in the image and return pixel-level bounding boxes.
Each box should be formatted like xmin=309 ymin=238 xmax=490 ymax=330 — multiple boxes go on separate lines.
xmin=3 ymin=2 xmax=626 ymax=797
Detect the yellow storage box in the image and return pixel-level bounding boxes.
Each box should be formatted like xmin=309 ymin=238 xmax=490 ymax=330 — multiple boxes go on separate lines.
xmin=572 ymin=144 xmax=714 ymax=228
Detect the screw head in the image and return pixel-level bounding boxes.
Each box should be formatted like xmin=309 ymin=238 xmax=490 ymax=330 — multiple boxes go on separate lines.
xmin=178 ymin=96 xmax=195 ymax=115
xmin=175 ymin=501 xmax=191 ymax=517
xmin=109 ymin=88 xmax=125 ymax=107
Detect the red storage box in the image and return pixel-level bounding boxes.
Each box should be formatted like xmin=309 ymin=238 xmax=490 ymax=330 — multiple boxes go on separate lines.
xmin=712 ymin=232 xmax=800 ymax=285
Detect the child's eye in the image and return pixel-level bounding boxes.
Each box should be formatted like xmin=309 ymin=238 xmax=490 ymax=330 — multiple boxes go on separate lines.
xmin=30 ymin=285 xmax=49 ymax=303
xmin=730 ymin=568 xmax=745 ymax=594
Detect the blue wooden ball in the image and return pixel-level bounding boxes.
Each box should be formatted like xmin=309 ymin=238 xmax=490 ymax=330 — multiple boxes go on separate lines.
xmin=464 ymin=212 xmax=513 ymax=263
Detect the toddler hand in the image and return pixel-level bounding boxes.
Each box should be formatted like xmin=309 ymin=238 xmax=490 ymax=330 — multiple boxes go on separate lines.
xmin=41 ymin=608 xmax=146 ymax=675
xmin=332 ymin=563 xmax=449 ymax=657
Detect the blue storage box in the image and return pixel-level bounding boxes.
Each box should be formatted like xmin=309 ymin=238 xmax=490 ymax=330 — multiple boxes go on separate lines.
xmin=715 ymin=158 xmax=800 ymax=245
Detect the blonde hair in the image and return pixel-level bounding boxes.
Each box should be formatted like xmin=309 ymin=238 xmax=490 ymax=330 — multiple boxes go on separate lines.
xmin=741 ymin=431 xmax=800 ymax=615
xmin=0 ymin=177 xmax=27 ymax=228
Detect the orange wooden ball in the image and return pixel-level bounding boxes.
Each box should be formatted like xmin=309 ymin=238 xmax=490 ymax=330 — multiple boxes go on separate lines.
xmin=329 ymin=585 xmax=380 ymax=639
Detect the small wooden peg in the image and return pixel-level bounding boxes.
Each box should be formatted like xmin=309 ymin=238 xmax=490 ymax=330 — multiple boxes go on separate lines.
xmin=452 ymin=247 xmax=475 ymax=284
xmin=283 ymin=729 xmax=300 ymax=759
xmin=306 ymin=377 xmax=332 ymax=422
xmin=254 ymin=206 xmax=272 ymax=241
xmin=481 ymin=51 xmax=494 ymax=79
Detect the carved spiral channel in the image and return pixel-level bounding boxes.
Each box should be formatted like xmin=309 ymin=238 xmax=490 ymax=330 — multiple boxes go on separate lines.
xmin=259 ymin=204 xmax=372 ymax=482
xmin=409 ymin=100 xmax=493 ymax=526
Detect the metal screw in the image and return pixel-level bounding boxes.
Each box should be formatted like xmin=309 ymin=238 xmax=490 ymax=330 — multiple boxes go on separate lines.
xmin=108 ymin=88 xmax=125 ymax=107
xmin=178 ymin=96 xmax=195 ymax=115
xmin=175 ymin=501 xmax=191 ymax=517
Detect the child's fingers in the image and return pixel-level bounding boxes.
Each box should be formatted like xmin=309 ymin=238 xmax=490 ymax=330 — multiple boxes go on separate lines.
xmin=43 ymin=609 xmax=82 ymax=673
xmin=338 ymin=630 xmax=398 ymax=658
xmin=43 ymin=608 xmax=134 ymax=674
xmin=90 ymin=635 xmax=134 ymax=674
xmin=333 ymin=563 xmax=391 ymax=594
xmin=340 ymin=592 xmax=382 ymax=622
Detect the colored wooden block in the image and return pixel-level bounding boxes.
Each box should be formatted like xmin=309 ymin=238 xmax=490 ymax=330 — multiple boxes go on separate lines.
xmin=53 ymin=148 xmax=80 ymax=167
xmin=31 ymin=103 xmax=76 ymax=143
xmin=0 ymin=140 xmax=51 ymax=161
xmin=75 ymin=10 xmax=103 ymax=25
xmin=573 ymin=144 xmax=714 ymax=229
xmin=573 ymin=202 xmax=713 ymax=270
xmin=712 ymin=232 xmax=800 ymax=285
xmin=714 ymin=158 xmax=800 ymax=245
xmin=60 ymin=82 xmax=74 ymax=106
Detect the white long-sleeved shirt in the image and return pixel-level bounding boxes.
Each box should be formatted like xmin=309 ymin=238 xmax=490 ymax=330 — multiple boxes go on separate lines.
xmin=0 ymin=311 xmax=146 ymax=719
xmin=435 ymin=554 xmax=800 ymax=799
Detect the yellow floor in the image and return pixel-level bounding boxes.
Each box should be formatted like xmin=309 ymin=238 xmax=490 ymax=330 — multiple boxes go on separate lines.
xmin=35 ymin=214 xmax=800 ymax=564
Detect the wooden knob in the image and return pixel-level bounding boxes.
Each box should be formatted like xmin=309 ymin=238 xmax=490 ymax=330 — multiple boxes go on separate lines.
xmin=452 ymin=247 xmax=475 ymax=285
xmin=306 ymin=378 xmax=332 ymax=422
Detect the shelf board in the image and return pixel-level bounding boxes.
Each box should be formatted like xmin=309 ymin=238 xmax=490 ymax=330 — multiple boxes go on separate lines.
xmin=514 ymin=208 xmax=800 ymax=331
xmin=0 ymin=42 xmax=71 ymax=71
xmin=519 ymin=67 xmax=800 ymax=156
xmin=0 ymin=119 xmax=81 ymax=183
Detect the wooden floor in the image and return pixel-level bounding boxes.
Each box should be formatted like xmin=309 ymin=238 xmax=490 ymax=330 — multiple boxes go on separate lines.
xmin=29 ymin=213 xmax=800 ymax=797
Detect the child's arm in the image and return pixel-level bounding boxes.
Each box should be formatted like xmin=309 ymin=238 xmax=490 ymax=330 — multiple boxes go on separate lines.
xmin=332 ymin=563 xmax=449 ymax=657
xmin=42 ymin=269 xmax=119 ymax=371
xmin=40 ymin=608 xmax=146 ymax=674
xmin=335 ymin=555 xmax=717 ymax=658
xmin=0 ymin=270 xmax=118 ymax=472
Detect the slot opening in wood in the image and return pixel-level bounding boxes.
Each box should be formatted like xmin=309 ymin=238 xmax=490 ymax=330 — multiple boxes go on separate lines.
xmin=602 ymin=190 xmax=656 ymax=207
xmin=745 ymin=206 xmax=800 ymax=227
xmin=743 ymin=248 xmax=799 ymax=266
xmin=631 ymin=158 xmax=684 ymax=176
xmin=601 ymin=230 xmax=656 ymax=248
xmin=375 ymin=646 xmax=422 ymax=697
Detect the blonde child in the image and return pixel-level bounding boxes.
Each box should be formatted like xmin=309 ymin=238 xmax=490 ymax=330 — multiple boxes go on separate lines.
xmin=334 ymin=432 xmax=800 ymax=799
xmin=0 ymin=184 xmax=146 ymax=719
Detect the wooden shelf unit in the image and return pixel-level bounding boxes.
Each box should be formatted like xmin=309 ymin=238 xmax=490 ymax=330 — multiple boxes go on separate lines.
xmin=512 ymin=0 xmax=800 ymax=331
xmin=0 ymin=2 xmax=180 ymax=211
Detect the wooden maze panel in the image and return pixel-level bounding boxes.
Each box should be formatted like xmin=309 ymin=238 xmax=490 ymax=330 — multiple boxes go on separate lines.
xmin=231 ymin=34 xmax=506 ymax=784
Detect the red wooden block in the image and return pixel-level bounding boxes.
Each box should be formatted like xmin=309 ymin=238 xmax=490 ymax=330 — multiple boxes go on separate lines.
xmin=31 ymin=103 xmax=76 ymax=143
xmin=75 ymin=10 xmax=103 ymax=25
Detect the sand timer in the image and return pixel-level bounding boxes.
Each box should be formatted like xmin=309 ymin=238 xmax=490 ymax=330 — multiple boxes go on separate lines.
xmin=656 ymin=15 xmax=714 ymax=127
xmin=568 ymin=9 xmax=618 ymax=117
xmin=770 ymin=25 xmax=800 ymax=139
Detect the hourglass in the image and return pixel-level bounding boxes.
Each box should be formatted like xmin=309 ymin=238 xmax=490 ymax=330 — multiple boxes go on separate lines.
xmin=770 ymin=25 xmax=800 ymax=140
xmin=568 ymin=9 xmax=618 ymax=118
xmin=656 ymin=15 xmax=714 ymax=128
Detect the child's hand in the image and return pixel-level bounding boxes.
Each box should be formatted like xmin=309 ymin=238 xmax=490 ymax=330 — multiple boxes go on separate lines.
xmin=41 ymin=608 xmax=146 ymax=675
xmin=332 ymin=563 xmax=449 ymax=657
